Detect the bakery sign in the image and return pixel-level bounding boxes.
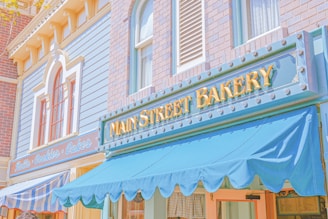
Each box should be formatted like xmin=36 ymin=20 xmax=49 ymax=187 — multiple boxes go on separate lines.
xmin=99 ymin=31 xmax=318 ymax=153
xmin=109 ymin=65 xmax=273 ymax=138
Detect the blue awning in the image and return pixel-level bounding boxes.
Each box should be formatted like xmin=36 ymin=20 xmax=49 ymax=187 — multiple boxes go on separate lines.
xmin=53 ymin=106 xmax=325 ymax=208
xmin=0 ymin=171 xmax=69 ymax=212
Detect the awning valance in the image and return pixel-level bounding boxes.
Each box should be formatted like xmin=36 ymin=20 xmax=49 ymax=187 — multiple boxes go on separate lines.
xmin=53 ymin=106 xmax=325 ymax=208
xmin=0 ymin=171 xmax=69 ymax=212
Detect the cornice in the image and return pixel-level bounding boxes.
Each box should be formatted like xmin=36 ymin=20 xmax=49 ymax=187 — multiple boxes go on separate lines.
xmin=7 ymin=0 xmax=67 ymax=58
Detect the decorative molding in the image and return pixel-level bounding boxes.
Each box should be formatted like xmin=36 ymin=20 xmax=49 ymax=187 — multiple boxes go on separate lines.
xmin=0 ymin=76 xmax=18 ymax=84
xmin=0 ymin=157 xmax=10 ymax=187
xmin=7 ymin=0 xmax=68 ymax=57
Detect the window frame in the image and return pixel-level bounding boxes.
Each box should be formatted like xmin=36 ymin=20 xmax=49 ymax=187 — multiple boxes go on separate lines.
xmin=30 ymin=50 xmax=83 ymax=149
xmin=37 ymin=98 xmax=47 ymax=146
xmin=129 ymin=0 xmax=153 ymax=93
xmin=50 ymin=68 xmax=65 ymax=141
xmin=174 ymin=0 xmax=206 ymax=74
xmin=232 ymin=0 xmax=280 ymax=47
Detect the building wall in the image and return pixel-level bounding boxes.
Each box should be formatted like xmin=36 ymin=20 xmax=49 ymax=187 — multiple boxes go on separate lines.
xmin=14 ymin=12 xmax=110 ymax=159
xmin=0 ymin=12 xmax=31 ymax=158
xmin=107 ymin=0 xmax=328 ymax=112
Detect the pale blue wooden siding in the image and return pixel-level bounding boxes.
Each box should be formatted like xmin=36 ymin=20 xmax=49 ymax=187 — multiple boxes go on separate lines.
xmin=65 ymin=12 xmax=110 ymax=133
xmin=15 ymin=12 xmax=110 ymax=159
xmin=16 ymin=65 xmax=45 ymax=158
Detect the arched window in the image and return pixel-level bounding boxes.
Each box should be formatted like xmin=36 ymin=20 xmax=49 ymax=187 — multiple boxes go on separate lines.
xmin=50 ymin=68 xmax=64 ymax=141
xmin=31 ymin=50 xmax=83 ymax=148
xmin=131 ymin=0 xmax=153 ymax=92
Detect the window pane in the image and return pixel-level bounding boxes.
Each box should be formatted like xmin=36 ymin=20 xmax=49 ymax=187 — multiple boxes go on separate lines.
xmin=249 ymin=0 xmax=279 ymax=37
xmin=233 ymin=0 xmax=279 ymax=46
xmin=51 ymin=69 xmax=64 ymax=141
xmin=139 ymin=44 xmax=152 ymax=89
xmin=217 ymin=201 xmax=255 ymax=219
xmin=122 ymin=194 xmax=144 ymax=219
xmin=139 ymin=0 xmax=153 ymax=42
xmin=167 ymin=193 xmax=205 ymax=219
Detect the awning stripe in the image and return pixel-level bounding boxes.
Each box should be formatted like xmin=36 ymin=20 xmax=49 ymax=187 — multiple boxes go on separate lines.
xmin=53 ymin=106 xmax=325 ymax=208
xmin=0 ymin=171 xmax=69 ymax=212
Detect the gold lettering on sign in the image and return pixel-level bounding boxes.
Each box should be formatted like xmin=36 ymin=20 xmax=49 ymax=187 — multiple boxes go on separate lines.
xmin=196 ymin=65 xmax=274 ymax=109
xmin=109 ymin=96 xmax=192 ymax=137
xmin=108 ymin=65 xmax=274 ymax=138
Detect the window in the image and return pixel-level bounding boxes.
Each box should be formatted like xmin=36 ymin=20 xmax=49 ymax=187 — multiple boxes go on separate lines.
xmin=167 ymin=192 xmax=205 ymax=219
xmin=131 ymin=0 xmax=153 ymax=92
xmin=175 ymin=0 xmax=205 ymax=73
xmin=122 ymin=193 xmax=144 ymax=219
xmin=67 ymin=80 xmax=75 ymax=134
xmin=50 ymin=68 xmax=64 ymax=141
xmin=38 ymin=99 xmax=47 ymax=146
xmin=217 ymin=201 xmax=255 ymax=219
xmin=31 ymin=49 xmax=83 ymax=148
xmin=77 ymin=9 xmax=87 ymax=27
xmin=233 ymin=0 xmax=280 ymax=46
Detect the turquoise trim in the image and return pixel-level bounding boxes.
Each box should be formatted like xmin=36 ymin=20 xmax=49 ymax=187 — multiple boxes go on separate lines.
xmin=232 ymin=0 xmax=243 ymax=47
xmin=129 ymin=0 xmax=140 ymax=94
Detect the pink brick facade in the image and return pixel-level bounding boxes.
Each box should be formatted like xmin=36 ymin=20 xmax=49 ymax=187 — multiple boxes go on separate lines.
xmin=0 ymin=11 xmax=31 ymax=157
xmin=108 ymin=0 xmax=328 ymax=112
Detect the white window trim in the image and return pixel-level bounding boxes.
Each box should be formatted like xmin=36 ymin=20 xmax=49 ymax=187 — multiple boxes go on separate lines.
xmin=135 ymin=0 xmax=153 ymax=91
xmin=30 ymin=49 xmax=83 ymax=150
xmin=234 ymin=0 xmax=280 ymax=46
xmin=176 ymin=0 xmax=206 ymax=74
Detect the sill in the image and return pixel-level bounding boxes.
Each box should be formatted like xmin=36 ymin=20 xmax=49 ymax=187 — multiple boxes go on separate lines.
xmin=130 ymin=85 xmax=155 ymax=96
xmin=236 ymin=26 xmax=288 ymax=48
xmin=29 ymin=132 xmax=79 ymax=153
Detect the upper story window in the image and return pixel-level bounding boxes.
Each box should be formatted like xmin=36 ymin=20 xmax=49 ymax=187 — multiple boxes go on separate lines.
xmin=175 ymin=0 xmax=205 ymax=73
xmin=50 ymin=68 xmax=65 ymax=141
xmin=30 ymin=49 xmax=83 ymax=148
xmin=130 ymin=0 xmax=153 ymax=93
xmin=232 ymin=0 xmax=280 ymax=46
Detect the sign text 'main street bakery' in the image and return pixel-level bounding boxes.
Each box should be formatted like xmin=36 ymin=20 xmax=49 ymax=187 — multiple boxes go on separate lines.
xmin=109 ymin=65 xmax=273 ymax=138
